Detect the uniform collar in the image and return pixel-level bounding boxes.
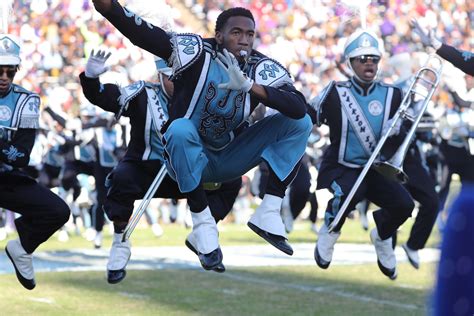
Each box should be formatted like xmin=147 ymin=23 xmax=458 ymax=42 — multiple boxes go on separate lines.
xmin=350 ymin=77 xmax=376 ymax=96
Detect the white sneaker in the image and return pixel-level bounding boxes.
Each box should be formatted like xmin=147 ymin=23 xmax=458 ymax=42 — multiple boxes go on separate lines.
xmin=370 ymin=228 xmax=397 ymax=280
xmin=151 ymin=223 xmax=164 ymax=237
xmin=281 ymin=206 xmax=294 ymax=233
xmin=314 ymin=223 xmax=340 ymax=269
xmin=359 ymin=211 xmax=369 ymax=231
xmin=190 ymin=207 xmax=219 ymax=254
xmin=402 ymin=243 xmax=420 ymax=269
xmin=5 ymin=239 xmax=35 ymax=290
xmin=94 ymin=231 xmax=103 ymax=249
xmin=169 ymin=202 xmax=178 ymax=223
xmin=107 ymin=233 xmax=131 ymax=284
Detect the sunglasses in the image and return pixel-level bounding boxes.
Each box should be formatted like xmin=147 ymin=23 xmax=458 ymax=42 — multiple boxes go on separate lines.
xmin=352 ymin=55 xmax=381 ymax=64
xmin=0 ymin=68 xmax=17 ymax=78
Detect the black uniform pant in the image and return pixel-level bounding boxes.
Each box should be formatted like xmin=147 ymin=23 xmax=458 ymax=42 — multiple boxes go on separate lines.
xmin=104 ymin=160 xmax=242 ymax=224
xmin=289 ymin=161 xmax=311 ymax=219
xmin=0 ymin=173 xmax=70 ymax=253
xmin=258 ymin=159 xmax=318 ymax=221
xmin=325 ymin=167 xmax=414 ymax=239
xmin=403 ymin=150 xmax=439 ymax=250
xmin=38 ymin=163 xmax=61 ymax=189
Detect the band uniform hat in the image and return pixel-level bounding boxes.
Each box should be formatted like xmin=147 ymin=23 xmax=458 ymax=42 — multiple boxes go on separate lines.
xmin=0 ymin=34 xmax=21 ymax=65
xmin=343 ymin=29 xmax=382 ymax=60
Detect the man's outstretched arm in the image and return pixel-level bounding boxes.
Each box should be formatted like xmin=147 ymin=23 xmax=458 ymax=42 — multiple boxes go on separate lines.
xmin=92 ymin=0 xmax=173 ymax=60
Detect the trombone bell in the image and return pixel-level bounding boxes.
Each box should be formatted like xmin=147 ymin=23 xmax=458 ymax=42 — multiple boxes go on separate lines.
xmin=371 ymin=54 xmax=443 ymax=184
xmin=372 ymin=161 xmax=408 ymax=183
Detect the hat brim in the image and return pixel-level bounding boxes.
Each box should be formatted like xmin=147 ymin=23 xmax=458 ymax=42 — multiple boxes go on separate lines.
xmin=347 ymin=47 xmax=381 ymax=59
xmin=0 ymin=55 xmax=21 ymax=65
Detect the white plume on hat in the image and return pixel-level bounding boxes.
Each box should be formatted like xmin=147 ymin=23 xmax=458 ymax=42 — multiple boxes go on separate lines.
xmin=0 ymin=0 xmax=21 ymax=65
xmin=125 ymin=0 xmax=175 ymax=31
xmin=0 ymin=0 xmax=13 ymax=33
xmin=125 ymin=1 xmax=175 ymax=78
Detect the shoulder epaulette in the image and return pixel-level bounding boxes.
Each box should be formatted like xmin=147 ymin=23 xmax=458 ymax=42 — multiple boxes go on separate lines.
xmin=250 ymin=57 xmax=292 ymax=88
xmin=168 ymin=32 xmax=204 ymax=78
xmin=309 ymin=80 xmax=335 ymax=126
xmin=117 ymin=80 xmax=146 ymax=112
xmin=15 ymin=86 xmax=40 ymax=129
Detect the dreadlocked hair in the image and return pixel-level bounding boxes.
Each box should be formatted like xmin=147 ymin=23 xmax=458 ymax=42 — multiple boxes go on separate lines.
xmin=215 ymin=7 xmax=255 ymax=33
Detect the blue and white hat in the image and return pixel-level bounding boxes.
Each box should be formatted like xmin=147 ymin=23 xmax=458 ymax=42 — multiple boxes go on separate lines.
xmin=154 ymin=57 xmax=172 ymax=76
xmin=0 ymin=34 xmax=21 ymax=65
xmin=343 ymin=29 xmax=382 ymax=60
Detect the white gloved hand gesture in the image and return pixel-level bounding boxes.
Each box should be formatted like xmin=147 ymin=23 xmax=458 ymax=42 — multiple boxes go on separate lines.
xmin=85 ymin=49 xmax=112 ymax=78
xmin=382 ymin=117 xmax=402 ymax=137
xmin=216 ymin=49 xmax=254 ymax=92
xmin=410 ymin=19 xmax=442 ymax=50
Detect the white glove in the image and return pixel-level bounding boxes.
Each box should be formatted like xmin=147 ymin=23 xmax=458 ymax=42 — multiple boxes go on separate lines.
xmin=410 ymin=19 xmax=442 ymax=50
xmin=85 ymin=49 xmax=112 ymax=78
xmin=216 ymin=49 xmax=253 ymax=92
xmin=382 ymin=118 xmax=402 ymax=137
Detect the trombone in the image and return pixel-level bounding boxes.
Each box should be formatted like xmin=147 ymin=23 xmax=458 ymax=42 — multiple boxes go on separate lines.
xmin=327 ymin=54 xmax=443 ymax=233
xmin=122 ymin=165 xmax=167 ymax=242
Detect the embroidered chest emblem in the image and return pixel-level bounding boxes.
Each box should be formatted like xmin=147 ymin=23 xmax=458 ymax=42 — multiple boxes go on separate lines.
xmin=3 ymin=145 xmax=25 ymax=161
xmin=0 ymin=106 xmax=12 ymax=121
xmin=199 ymin=82 xmax=244 ymax=137
xmin=368 ymin=100 xmax=383 ymax=116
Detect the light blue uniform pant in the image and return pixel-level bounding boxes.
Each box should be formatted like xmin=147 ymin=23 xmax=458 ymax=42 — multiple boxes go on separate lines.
xmin=163 ymin=113 xmax=312 ymax=193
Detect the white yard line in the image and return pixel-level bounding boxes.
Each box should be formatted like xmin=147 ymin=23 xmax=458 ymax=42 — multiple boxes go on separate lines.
xmin=222 ymin=272 xmax=421 ymax=310
xmin=0 ymin=243 xmax=439 ymax=274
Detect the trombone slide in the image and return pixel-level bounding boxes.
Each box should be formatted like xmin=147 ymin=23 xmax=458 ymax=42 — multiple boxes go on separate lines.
xmin=122 ymin=165 xmax=168 ymax=242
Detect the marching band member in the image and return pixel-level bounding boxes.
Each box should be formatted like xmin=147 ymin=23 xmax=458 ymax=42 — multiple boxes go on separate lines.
xmin=0 ymin=33 xmax=70 ymax=289
xmin=437 ymin=75 xmax=474 ymax=219
xmin=308 ymin=29 xmax=414 ymax=280
xmin=91 ymin=0 xmax=312 ymax=272
xmin=80 ymin=50 xmax=242 ymax=283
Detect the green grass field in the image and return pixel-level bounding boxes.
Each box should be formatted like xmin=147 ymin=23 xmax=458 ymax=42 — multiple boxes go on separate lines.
xmin=0 ymin=218 xmax=439 ymax=315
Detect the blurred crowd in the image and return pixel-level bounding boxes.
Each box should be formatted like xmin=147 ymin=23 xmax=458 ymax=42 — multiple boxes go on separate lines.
xmin=5 ymin=0 xmax=473 ymax=114
xmin=186 ymin=0 xmax=473 ymax=98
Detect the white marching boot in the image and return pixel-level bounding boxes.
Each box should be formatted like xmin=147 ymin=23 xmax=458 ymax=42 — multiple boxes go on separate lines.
xmin=187 ymin=207 xmax=222 ymax=270
xmin=402 ymin=243 xmax=420 ymax=269
xmin=248 ymin=194 xmax=293 ymax=255
xmin=107 ymin=233 xmax=131 ymax=284
xmin=5 ymin=239 xmax=35 ymax=290
xmin=314 ymin=223 xmax=340 ymax=269
xmin=370 ymin=228 xmax=397 ymax=280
